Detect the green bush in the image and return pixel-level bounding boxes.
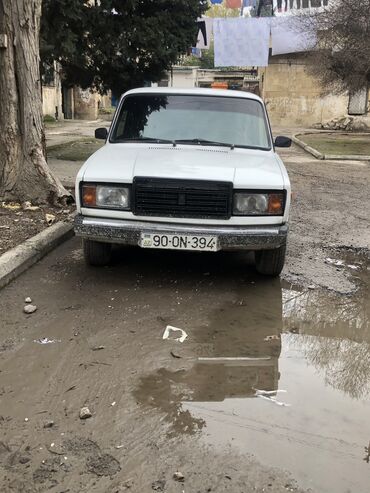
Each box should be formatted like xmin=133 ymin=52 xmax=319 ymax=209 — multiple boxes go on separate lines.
xmin=43 ymin=114 xmax=56 ymax=123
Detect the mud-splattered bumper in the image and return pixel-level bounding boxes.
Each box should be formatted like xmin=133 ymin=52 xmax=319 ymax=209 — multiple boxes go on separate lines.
xmin=74 ymin=215 xmax=288 ymax=251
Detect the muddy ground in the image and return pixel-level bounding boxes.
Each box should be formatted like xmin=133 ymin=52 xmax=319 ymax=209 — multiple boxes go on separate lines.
xmin=279 ymin=145 xmax=369 ymax=293
xmin=0 ymin=143 xmax=369 ymax=493
xmin=0 ymin=205 xmax=72 ymax=255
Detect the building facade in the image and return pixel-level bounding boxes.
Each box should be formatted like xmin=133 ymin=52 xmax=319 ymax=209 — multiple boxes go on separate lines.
xmin=157 ymin=61 xmax=350 ymax=127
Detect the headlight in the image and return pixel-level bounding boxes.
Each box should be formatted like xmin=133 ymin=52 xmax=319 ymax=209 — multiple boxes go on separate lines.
xmin=82 ymin=184 xmax=130 ymax=209
xmin=233 ymin=192 xmax=284 ymax=215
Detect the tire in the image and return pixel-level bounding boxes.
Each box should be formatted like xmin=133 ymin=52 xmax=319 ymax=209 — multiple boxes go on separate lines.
xmin=83 ymin=239 xmax=112 ymax=266
xmin=255 ymin=244 xmax=286 ymax=277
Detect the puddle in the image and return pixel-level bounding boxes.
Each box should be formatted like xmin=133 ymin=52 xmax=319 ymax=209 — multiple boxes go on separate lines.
xmin=134 ymin=254 xmax=370 ymax=493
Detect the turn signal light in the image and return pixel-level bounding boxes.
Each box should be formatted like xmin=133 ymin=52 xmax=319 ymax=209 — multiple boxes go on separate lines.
xmin=268 ymin=193 xmax=284 ymax=214
xmin=82 ymin=185 xmax=96 ymax=207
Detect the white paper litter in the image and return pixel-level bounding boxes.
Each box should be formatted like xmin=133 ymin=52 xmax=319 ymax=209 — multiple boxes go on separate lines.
xmin=34 ymin=338 xmax=61 ymax=345
xmin=325 ymin=258 xmax=345 ymax=267
xmin=163 ymin=326 xmax=188 ymax=343
xmin=45 ymin=213 xmax=56 ymax=226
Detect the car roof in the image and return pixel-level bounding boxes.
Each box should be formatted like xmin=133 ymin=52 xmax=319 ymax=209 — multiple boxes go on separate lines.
xmin=123 ymin=87 xmax=263 ymax=103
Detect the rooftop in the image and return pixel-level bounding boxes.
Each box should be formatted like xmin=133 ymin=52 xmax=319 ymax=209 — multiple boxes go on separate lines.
xmin=124 ymin=87 xmax=262 ymax=102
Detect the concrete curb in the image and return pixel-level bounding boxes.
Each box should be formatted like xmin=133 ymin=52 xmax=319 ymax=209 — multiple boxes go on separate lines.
xmin=324 ymin=153 xmax=370 ymax=161
xmin=292 ymin=133 xmax=370 ymax=162
xmin=0 ymin=221 xmax=74 ymax=290
xmin=292 ymin=135 xmax=324 ymax=160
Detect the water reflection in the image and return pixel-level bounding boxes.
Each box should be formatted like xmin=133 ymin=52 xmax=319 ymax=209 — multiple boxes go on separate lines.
xmin=135 ymin=255 xmax=370 ymax=424
xmin=133 ymin=255 xmax=370 ymax=493
xmin=134 ymin=279 xmax=283 ymax=435
xmin=287 ymin=333 xmax=370 ymax=399
xmin=134 ymin=368 xmax=206 ymax=437
xmin=282 ymin=257 xmax=370 ymax=399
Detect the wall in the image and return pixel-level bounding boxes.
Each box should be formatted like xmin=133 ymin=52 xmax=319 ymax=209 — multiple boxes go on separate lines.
xmin=168 ymin=67 xmax=259 ymax=92
xmin=159 ymin=58 xmax=352 ymax=128
xmin=42 ymin=86 xmax=63 ymax=119
xmin=42 ymin=61 xmax=63 ymax=119
xmin=73 ymin=87 xmax=99 ymax=120
xmin=60 ymin=87 xmax=110 ymax=120
xmin=98 ymin=93 xmax=112 ymax=110
xmin=62 ymin=87 xmax=74 ymax=120
xmin=262 ymin=55 xmax=348 ymax=127
xmin=42 ymin=59 xmax=110 ymax=120
xmin=170 ymin=68 xmax=197 ymax=88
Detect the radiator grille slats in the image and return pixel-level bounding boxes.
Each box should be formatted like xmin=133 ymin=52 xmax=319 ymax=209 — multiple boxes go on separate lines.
xmin=133 ymin=178 xmax=232 ymax=219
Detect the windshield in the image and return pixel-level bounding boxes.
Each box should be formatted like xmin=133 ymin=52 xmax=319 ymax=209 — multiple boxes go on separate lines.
xmin=110 ymin=94 xmax=272 ymax=150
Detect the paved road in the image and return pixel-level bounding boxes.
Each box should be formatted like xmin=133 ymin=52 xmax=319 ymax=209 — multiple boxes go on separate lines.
xmin=45 ymin=120 xmax=111 ymax=148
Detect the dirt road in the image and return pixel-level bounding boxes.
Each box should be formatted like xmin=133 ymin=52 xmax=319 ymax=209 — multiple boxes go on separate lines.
xmin=280 ymin=144 xmax=369 ymax=292
xmin=0 ymin=144 xmax=369 ymax=492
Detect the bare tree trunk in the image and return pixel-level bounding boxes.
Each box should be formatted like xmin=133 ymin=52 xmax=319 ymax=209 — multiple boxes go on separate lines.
xmin=0 ymin=0 xmax=70 ymax=205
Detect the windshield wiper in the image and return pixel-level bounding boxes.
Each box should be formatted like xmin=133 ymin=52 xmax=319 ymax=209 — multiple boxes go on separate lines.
xmin=114 ymin=137 xmax=175 ymax=144
xmin=114 ymin=137 xmax=236 ymax=149
xmin=174 ymin=138 xmax=234 ymax=149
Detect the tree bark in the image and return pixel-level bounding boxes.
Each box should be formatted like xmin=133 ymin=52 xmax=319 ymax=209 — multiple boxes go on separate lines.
xmin=0 ymin=0 xmax=70 ymax=205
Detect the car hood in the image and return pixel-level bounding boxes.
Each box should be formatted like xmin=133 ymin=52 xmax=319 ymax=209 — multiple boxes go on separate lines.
xmin=81 ymin=144 xmax=285 ymax=189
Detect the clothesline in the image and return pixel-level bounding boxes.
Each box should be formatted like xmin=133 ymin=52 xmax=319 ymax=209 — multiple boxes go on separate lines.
xmin=195 ymin=15 xmax=316 ymax=67
xmin=210 ymin=0 xmax=329 ymax=14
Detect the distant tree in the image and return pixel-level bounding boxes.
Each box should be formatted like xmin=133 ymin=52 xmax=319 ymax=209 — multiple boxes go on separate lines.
xmin=180 ymin=43 xmax=215 ymax=69
xmin=41 ymin=0 xmax=208 ymax=97
xmin=206 ymin=2 xmax=241 ymax=18
xmin=301 ymin=0 xmax=370 ymax=94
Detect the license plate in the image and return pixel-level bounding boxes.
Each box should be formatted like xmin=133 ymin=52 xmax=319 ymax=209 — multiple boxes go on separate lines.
xmin=140 ymin=233 xmax=218 ymax=252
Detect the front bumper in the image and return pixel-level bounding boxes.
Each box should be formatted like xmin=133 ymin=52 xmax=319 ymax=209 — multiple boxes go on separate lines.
xmin=74 ymin=215 xmax=288 ymax=251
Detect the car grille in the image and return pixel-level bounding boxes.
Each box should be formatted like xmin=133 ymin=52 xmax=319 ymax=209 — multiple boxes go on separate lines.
xmin=133 ymin=178 xmax=232 ymax=219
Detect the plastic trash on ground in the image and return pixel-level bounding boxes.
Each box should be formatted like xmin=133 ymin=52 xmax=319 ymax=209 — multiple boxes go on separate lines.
xmin=34 ymin=338 xmax=61 ymax=345
xmin=163 ymin=326 xmax=188 ymax=343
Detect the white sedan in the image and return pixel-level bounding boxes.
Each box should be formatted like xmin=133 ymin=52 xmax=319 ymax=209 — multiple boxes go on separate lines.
xmin=74 ymin=87 xmax=291 ymax=276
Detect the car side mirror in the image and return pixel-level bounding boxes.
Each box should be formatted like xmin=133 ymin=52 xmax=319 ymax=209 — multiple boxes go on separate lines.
xmin=274 ymin=136 xmax=292 ymax=148
xmin=95 ymin=127 xmax=108 ymax=140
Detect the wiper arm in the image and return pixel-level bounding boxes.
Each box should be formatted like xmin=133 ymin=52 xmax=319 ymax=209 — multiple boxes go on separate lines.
xmin=115 ymin=137 xmax=175 ymax=144
xmin=175 ymin=138 xmax=234 ymax=149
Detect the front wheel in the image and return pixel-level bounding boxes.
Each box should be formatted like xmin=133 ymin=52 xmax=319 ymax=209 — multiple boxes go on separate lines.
xmin=83 ymin=239 xmax=112 ymax=266
xmin=255 ymin=244 xmax=286 ymax=277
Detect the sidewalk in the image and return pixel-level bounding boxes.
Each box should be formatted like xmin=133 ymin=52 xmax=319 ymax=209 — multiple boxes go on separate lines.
xmin=46 ymin=119 xmax=111 ymax=147
xmin=46 ymin=119 xmax=110 ymax=188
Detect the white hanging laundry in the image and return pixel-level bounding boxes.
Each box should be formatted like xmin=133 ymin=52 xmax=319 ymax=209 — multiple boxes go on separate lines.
xmin=271 ymin=16 xmax=316 ymax=56
xmin=214 ymin=17 xmax=271 ymax=68
xmin=196 ymin=17 xmax=213 ymax=50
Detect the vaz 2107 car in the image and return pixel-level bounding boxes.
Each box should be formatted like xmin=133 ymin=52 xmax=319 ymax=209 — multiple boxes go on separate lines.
xmin=74 ymin=88 xmax=292 ymax=276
